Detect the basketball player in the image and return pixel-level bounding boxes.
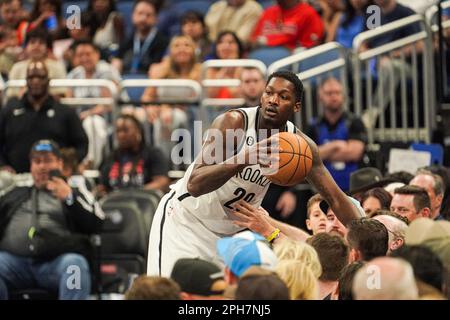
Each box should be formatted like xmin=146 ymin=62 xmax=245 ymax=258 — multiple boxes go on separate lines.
xmin=148 ymin=70 xmax=362 ymax=276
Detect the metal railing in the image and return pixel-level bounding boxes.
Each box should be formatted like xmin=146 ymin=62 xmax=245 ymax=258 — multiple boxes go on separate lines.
xmin=119 ymin=78 xmax=202 ymax=105
xmin=268 ymin=42 xmax=348 ymax=128
xmin=352 ymin=14 xmax=435 ymax=147
xmin=200 ymin=59 xmax=267 ymax=127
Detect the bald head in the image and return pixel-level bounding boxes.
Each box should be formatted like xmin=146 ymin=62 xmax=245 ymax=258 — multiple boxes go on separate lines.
xmin=352 ymin=257 xmax=418 ymax=300
xmin=372 ymin=215 xmax=408 ymax=253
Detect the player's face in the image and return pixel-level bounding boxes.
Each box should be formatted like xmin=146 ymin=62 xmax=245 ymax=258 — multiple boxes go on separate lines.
xmin=260 ymin=77 xmax=300 ymax=128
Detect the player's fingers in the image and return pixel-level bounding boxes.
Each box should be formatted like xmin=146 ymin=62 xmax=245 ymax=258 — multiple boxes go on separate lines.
xmin=234 ymin=203 xmax=254 ymax=217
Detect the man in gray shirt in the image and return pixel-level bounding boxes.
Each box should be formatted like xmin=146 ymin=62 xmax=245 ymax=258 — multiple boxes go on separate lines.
xmin=0 ymin=140 xmax=104 ymax=300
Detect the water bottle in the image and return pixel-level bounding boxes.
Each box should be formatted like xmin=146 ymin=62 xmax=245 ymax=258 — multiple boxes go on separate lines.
xmin=45 ymin=14 xmax=58 ymax=31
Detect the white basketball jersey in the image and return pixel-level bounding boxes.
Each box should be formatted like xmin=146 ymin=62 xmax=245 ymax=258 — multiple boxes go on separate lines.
xmin=171 ymin=106 xmax=297 ymax=236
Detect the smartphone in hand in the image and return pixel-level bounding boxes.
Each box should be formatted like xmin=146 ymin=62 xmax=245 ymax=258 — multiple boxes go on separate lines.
xmin=48 ymin=169 xmax=64 ymax=180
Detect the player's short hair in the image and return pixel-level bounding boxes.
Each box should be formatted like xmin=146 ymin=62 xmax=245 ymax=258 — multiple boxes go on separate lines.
xmin=306 ymin=194 xmax=323 ymax=219
xmin=267 ymin=70 xmax=304 ymax=104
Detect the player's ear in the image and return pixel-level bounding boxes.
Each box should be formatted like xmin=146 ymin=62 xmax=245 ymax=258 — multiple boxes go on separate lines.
xmin=294 ymin=101 xmax=301 ymax=113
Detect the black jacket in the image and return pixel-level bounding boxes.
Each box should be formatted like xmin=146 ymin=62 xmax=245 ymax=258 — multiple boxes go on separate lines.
xmin=0 ymin=186 xmax=104 ymax=241
xmin=0 ymin=95 xmax=88 ymax=173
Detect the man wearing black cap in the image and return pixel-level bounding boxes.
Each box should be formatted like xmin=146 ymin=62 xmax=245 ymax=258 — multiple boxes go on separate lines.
xmin=0 ymin=60 xmax=88 ymax=173
xmin=0 ymin=140 xmax=104 ymax=300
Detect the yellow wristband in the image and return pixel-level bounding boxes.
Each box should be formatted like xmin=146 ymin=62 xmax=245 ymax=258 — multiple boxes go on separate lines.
xmin=266 ymin=228 xmax=281 ymax=243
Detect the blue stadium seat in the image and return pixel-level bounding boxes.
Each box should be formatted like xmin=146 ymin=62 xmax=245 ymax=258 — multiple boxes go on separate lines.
xmin=248 ymin=46 xmax=291 ymax=68
xmin=157 ymin=0 xmax=212 ymax=38
xmin=411 ymin=143 xmax=444 ymax=165
xmin=117 ymin=1 xmax=135 ymax=37
xmin=121 ymin=73 xmax=148 ymax=102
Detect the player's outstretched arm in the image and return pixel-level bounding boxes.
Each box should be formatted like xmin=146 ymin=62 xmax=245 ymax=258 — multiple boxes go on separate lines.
xmin=300 ymin=133 xmax=362 ymax=226
xmin=187 ymin=111 xmax=247 ymax=197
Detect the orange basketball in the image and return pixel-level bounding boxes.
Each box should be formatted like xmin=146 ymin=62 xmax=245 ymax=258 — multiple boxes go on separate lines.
xmin=265 ymin=132 xmax=313 ymax=186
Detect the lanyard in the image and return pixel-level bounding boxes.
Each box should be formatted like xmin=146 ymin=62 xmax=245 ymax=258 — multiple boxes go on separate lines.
xmin=131 ymin=28 xmax=157 ymax=73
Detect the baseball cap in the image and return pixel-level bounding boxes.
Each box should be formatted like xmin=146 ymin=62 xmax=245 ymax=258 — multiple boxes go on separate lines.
xmin=29 ymin=139 xmax=61 ymax=158
xmin=170 ymin=258 xmax=224 ymax=296
xmin=217 ymin=231 xmax=278 ymax=277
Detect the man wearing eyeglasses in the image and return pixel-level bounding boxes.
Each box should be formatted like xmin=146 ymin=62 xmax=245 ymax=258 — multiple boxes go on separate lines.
xmin=0 ymin=60 xmax=88 ymax=174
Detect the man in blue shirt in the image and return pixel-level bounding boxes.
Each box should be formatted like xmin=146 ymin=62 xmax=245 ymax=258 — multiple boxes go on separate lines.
xmin=305 ymin=77 xmax=367 ymax=192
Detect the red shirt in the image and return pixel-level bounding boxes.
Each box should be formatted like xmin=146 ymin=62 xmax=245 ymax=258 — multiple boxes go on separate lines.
xmin=251 ymin=2 xmax=324 ymax=49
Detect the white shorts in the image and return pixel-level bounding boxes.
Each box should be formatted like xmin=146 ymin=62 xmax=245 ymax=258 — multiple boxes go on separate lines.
xmin=147 ymin=191 xmax=225 ymax=277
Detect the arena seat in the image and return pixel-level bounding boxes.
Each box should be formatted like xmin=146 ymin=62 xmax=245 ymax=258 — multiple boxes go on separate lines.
xmin=248 ymin=46 xmax=291 ymax=68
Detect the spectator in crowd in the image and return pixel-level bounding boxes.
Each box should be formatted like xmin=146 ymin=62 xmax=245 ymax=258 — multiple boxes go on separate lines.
xmin=368 ymin=208 xmax=409 ymax=225
xmin=140 ymin=35 xmax=199 ymax=159
xmin=305 ymin=77 xmax=367 ymax=192
xmin=346 ymin=218 xmax=389 ymax=261
xmin=0 ymin=25 xmax=22 ymax=78
xmin=337 ymin=261 xmax=365 ymax=300
xmin=390 ymin=185 xmax=432 ymax=222
xmin=17 ymin=0 xmax=68 ymax=45
xmin=0 ymin=140 xmax=104 ymax=300
xmin=8 ymin=28 xmax=67 ymax=98
xmin=205 ymin=0 xmax=262 ymax=46
xmin=371 ymin=213 xmax=408 ymax=253
xmin=348 ymin=167 xmax=386 ymax=201
xmin=276 ymin=259 xmax=319 ymax=300
xmin=423 ymin=165 xmax=450 ymax=220
xmin=206 ymin=30 xmax=244 ymax=99
xmin=61 ymin=12 xmax=96 ymax=71
xmin=66 ymin=40 xmax=122 ymax=168
xmin=216 ymin=231 xmax=278 ymax=286
xmin=98 ymin=114 xmax=170 ymax=195
xmin=170 ymin=258 xmax=227 ymax=300
xmin=404 ymin=218 xmax=450 ymax=287
xmin=0 ymin=0 xmax=27 ymax=30
xmin=235 ymin=266 xmax=290 ymax=300
xmin=319 ymin=0 xmax=346 ymax=43
xmin=112 ymin=0 xmax=168 ymax=74
xmin=180 ymin=11 xmax=212 ymax=62
xmin=239 ymin=66 xmax=266 ymax=108
xmin=360 ymin=187 xmax=393 ymax=216
xmin=273 ymin=239 xmax=322 ymax=279
xmin=250 ymin=0 xmax=324 ymax=50
xmin=391 ymin=245 xmax=446 ymax=298
xmin=325 ymin=208 xmax=348 ymax=237
xmin=353 ymin=257 xmax=419 ymax=300
xmin=60 ymin=147 xmax=93 ymax=192
xmin=125 ymin=276 xmax=181 ymax=300
xmin=410 ymin=170 xmax=445 ymax=220
xmin=361 ymin=0 xmax=423 ymax=128
xmin=328 ymin=0 xmax=370 ymax=48
xmin=0 ymin=61 xmax=88 ymax=173
xmin=305 ymin=194 xmax=327 ymax=235
xmin=307 ymin=233 xmax=349 ymax=299
xmin=88 ymin=0 xmax=124 ymax=54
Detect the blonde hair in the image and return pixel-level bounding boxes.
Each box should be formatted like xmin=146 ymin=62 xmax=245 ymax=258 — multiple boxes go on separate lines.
xmin=276 ymin=260 xmax=319 ymax=300
xmin=273 ymin=239 xmax=322 ymax=279
xmin=167 ymin=35 xmax=198 ymax=79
